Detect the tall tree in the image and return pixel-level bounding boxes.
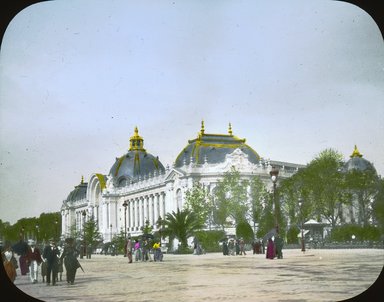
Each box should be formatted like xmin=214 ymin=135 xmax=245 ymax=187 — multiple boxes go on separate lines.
xmin=280 ymin=169 xmax=311 ymax=228
xmin=212 ymin=167 xmax=249 ymax=226
xmin=372 ymin=178 xmax=384 ymax=234
xmin=183 ymin=181 xmax=213 ymax=228
xmin=248 ymin=175 xmax=268 ymax=233
xmin=83 ymin=216 xmax=103 ymax=249
xmin=301 ymin=149 xmax=348 ymax=227
xmin=256 ymin=194 xmax=275 ymax=238
xmin=344 ymin=169 xmax=379 ymax=226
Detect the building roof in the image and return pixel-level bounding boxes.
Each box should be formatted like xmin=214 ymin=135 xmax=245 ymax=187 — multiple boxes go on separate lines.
xmin=109 ymin=127 xmax=165 ymax=185
xmin=66 ymin=176 xmax=87 ymax=202
xmin=342 ymin=145 xmax=376 ymax=173
xmin=174 ymin=121 xmax=261 ymax=167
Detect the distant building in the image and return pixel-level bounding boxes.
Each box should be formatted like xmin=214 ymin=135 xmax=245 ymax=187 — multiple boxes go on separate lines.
xmin=60 ymin=122 xmax=304 ymax=241
xmin=340 ymin=145 xmax=378 ymax=226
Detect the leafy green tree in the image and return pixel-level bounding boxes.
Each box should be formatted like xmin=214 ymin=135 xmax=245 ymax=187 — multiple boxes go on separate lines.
xmin=372 ymin=178 xmax=384 ymax=234
xmin=236 ymin=221 xmax=254 ymax=242
xmin=161 ymin=208 xmax=203 ymax=253
xmin=344 ymin=169 xmax=379 ymax=226
xmin=286 ymin=225 xmax=300 ymax=244
xmin=301 ymin=149 xmax=348 ymax=227
xmin=256 ymin=194 xmax=275 ymax=238
xmin=212 ymin=167 xmax=249 ymax=227
xmin=280 ymin=170 xmax=308 ymax=228
xmin=141 ymin=219 xmax=153 ymax=235
xmin=110 ymin=229 xmax=127 ymax=255
xmin=82 ymin=216 xmax=103 ymax=250
xmin=183 ymin=181 xmax=213 ymax=228
xmin=194 ymin=230 xmax=225 ymax=252
xmin=249 ymin=176 xmax=268 ymax=233
xmin=212 ymin=188 xmax=231 ymax=230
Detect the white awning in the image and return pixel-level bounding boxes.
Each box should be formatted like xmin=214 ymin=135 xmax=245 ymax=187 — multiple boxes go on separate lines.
xmin=297 ymin=230 xmax=310 ymax=237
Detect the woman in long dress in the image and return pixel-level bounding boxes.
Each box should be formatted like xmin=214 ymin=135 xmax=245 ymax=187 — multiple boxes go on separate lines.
xmin=2 ymin=246 xmax=17 ymax=282
xmin=266 ymin=238 xmax=276 ymax=259
xmin=60 ymin=238 xmax=80 ymax=285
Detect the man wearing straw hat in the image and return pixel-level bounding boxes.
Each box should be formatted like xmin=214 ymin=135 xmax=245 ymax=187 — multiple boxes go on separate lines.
xmin=26 ymin=239 xmax=43 ymax=284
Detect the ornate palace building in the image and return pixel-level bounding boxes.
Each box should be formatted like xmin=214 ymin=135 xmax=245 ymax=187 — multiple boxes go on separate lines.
xmin=60 ymin=122 xmax=306 ymax=242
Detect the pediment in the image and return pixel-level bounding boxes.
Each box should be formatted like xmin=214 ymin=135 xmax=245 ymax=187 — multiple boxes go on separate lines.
xmin=220 ymin=148 xmax=257 ymax=172
xmin=164 ymin=168 xmax=185 ymax=182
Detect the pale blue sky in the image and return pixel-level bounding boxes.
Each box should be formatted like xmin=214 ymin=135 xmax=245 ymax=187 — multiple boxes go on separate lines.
xmin=1 ymin=0 xmax=383 ymax=224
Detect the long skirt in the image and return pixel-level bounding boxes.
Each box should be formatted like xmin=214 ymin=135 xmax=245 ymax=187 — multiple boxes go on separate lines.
xmin=4 ymin=260 xmax=16 ymax=282
xmin=41 ymin=261 xmax=47 ymax=281
xmin=19 ymin=255 xmax=29 ymax=275
xmin=64 ymin=256 xmax=79 ymax=284
xmin=266 ymin=243 xmax=275 ymax=259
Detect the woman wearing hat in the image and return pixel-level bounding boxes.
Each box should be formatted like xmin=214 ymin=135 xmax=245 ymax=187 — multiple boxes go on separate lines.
xmin=60 ymin=238 xmax=81 ymax=285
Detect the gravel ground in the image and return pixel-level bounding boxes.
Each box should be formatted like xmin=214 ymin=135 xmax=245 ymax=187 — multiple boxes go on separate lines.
xmin=7 ymin=248 xmax=384 ymax=302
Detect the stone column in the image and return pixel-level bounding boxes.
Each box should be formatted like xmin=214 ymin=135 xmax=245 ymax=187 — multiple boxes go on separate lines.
xmin=154 ymin=194 xmax=159 ymax=225
xmin=139 ymin=197 xmax=144 ymax=229
xmin=149 ymin=195 xmax=154 ymax=226
xmin=135 ymin=198 xmax=139 ymax=230
xmin=161 ymin=192 xmax=166 ymax=218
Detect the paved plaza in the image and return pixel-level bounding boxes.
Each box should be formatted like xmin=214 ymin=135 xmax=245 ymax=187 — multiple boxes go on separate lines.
xmin=8 ymin=249 xmax=384 ymax=302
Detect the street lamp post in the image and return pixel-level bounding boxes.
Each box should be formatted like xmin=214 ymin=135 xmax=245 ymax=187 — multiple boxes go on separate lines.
xmin=35 ymin=223 xmax=39 ymax=244
xmin=82 ymin=210 xmax=86 ymax=258
xmin=55 ymin=219 xmax=58 ymax=241
xmin=298 ymin=199 xmax=305 ymax=252
xmin=123 ymin=200 xmax=128 ymax=239
xmin=270 ymin=166 xmax=279 ymax=234
xmin=110 ymin=223 xmax=113 ymax=242
xmin=20 ymin=226 xmax=25 ymax=241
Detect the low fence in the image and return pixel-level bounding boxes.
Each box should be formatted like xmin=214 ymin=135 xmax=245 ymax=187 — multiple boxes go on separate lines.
xmin=284 ymin=241 xmax=384 ymax=249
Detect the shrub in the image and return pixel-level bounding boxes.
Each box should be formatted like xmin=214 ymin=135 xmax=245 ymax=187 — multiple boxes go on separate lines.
xmin=236 ymin=221 xmax=254 ymax=243
xmin=286 ymin=225 xmax=300 ymax=244
xmin=330 ymin=224 xmax=381 ymax=242
xmin=194 ymin=230 xmax=225 ymax=252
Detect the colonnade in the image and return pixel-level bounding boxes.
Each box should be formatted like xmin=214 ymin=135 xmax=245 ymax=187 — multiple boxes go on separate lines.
xmin=124 ymin=192 xmax=167 ymax=233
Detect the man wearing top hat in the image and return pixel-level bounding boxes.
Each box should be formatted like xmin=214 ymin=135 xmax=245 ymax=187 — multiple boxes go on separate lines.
xmin=26 ymin=239 xmax=43 ymax=284
xmin=42 ymin=238 xmax=60 ymax=286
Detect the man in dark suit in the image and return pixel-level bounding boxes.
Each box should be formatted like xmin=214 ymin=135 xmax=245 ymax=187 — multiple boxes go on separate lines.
xmin=42 ymin=238 xmax=60 ymax=286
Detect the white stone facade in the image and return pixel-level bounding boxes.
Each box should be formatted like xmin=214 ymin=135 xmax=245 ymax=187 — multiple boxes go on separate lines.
xmin=61 ymin=151 xmax=303 ymax=242
xmin=61 ymin=125 xmax=305 ymax=242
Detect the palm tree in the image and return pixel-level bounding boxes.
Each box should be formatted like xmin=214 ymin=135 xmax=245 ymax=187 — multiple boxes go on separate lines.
xmin=161 ymin=208 xmax=203 ymax=253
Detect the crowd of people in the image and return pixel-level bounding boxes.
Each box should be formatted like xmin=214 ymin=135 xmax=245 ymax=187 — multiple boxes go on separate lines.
xmin=2 ymin=233 xmax=285 ymax=286
xmin=124 ymin=237 xmax=164 ymax=263
xmin=222 ymin=235 xmax=284 ymax=260
xmin=1 ymin=237 xmax=82 ymax=286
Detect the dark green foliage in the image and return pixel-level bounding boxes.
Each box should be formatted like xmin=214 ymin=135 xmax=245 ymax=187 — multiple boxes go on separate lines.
xmin=83 ymin=216 xmax=103 ymax=250
xmin=194 ymin=230 xmax=225 ymax=252
xmin=212 ymin=167 xmax=249 ymax=227
xmin=236 ymin=221 xmax=254 ymax=243
xmin=330 ymin=224 xmax=381 ymax=242
xmin=371 ymin=179 xmax=384 ymax=234
xmin=184 ymin=181 xmax=213 ymax=227
xmin=0 ymin=212 xmax=61 ymax=243
xmin=161 ymin=208 xmax=203 ymax=253
xmin=256 ymin=195 xmax=275 ymax=239
xmin=286 ymin=225 xmax=300 ymax=244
